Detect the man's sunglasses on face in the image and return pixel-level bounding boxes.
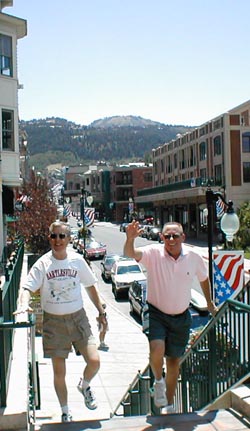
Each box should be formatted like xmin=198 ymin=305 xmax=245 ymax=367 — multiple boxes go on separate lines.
xmin=50 ymin=233 xmax=68 ymax=239
xmin=163 ymin=233 xmax=182 ymax=240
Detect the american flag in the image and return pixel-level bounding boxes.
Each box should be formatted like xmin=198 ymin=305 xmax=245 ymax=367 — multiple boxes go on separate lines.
xmin=84 ymin=208 xmax=95 ymax=227
xmin=216 ymin=197 xmax=225 ymax=219
xmin=213 ymin=250 xmax=244 ymax=306
xmin=63 ymin=204 xmax=71 ymax=217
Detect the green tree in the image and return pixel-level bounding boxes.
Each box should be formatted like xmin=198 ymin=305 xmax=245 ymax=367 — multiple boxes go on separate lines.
xmin=235 ymin=201 xmax=250 ymax=251
xmin=15 ymin=170 xmax=58 ymax=254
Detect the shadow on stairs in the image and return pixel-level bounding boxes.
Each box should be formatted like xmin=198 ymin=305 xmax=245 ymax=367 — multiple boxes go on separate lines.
xmin=38 ymin=409 xmax=250 ymax=431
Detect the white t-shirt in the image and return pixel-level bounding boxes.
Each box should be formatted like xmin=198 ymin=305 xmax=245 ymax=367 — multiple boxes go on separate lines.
xmin=140 ymin=244 xmax=207 ymax=315
xmin=23 ymin=250 xmax=97 ymax=315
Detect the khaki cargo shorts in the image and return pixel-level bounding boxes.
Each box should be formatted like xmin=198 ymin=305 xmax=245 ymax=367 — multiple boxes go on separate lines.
xmin=42 ymin=308 xmax=96 ymax=358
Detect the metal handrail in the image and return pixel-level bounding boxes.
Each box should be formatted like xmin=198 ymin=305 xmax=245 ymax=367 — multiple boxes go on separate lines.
xmin=0 ymin=314 xmax=39 ymax=429
xmin=0 ymin=241 xmax=24 ymax=407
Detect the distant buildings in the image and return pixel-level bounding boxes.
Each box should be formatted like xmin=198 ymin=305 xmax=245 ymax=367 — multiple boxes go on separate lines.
xmin=135 ymin=100 xmax=250 ymax=237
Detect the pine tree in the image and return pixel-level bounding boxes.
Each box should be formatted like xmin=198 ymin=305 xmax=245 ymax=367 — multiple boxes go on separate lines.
xmin=15 ymin=170 xmax=58 ymax=254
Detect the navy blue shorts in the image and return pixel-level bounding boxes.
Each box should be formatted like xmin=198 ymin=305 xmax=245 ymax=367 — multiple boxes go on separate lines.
xmin=148 ymin=303 xmax=192 ymax=358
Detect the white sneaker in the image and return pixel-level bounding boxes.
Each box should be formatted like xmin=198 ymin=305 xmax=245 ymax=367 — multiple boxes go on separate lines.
xmin=161 ymin=404 xmax=176 ymax=414
xmin=153 ymin=380 xmax=167 ymax=408
xmin=77 ymin=378 xmax=97 ymax=410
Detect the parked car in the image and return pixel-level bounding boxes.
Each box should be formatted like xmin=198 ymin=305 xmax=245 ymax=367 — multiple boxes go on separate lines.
xmin=100 ymin=254 xmax=121 ymax=281
xmin=129 ymin=281 xmax=209 ymax=330
xmin=72 ymin=236 xmax=80 ymax=249
xmin=140 ymin=224 xmax=152 ymax=238
xmin=119 ymin=222 xmax=129 ymax=232
xmin=70 ymin=228 xmax=79 ymax=244
xmin=111 ymin=258 xmax=146 ymax=299
xmin=128 ymin=279 xmax=147 ymax=319
xmin=147 ymin=226 xmax=161 ymax=240
xmin=78 ymin=239 xmax=106 ymax=259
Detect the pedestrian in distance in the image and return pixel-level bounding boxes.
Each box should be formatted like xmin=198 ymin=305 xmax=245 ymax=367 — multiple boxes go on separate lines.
xmin=97 ymin=303 xmax=109 ymax=351
xmin=124 ymin=220 xmax=218 ymax=413
xmin=14 ymin=220 xmax=107 ymax=423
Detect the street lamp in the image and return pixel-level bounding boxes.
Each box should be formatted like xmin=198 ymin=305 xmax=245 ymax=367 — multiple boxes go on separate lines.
xmin=206 ymin=187 xmax=240 ymax=297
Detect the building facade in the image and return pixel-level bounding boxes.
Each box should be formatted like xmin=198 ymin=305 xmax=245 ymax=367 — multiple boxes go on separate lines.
xmin=110 ymin=164 xmax=153 ymax=222
xmin=0 ymin=3 xmax=27 ymax=256
xmin=135 ymin=100 xmax=250 ymax=237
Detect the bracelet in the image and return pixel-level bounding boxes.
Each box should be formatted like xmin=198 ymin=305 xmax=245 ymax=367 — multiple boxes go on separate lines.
xmin=99 ymin=312 xmax=107 ymax=317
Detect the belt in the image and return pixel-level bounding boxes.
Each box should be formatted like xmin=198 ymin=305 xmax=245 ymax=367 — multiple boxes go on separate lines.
xmin=148 ymin=302 xmax=188 ymax=317
xmin=167 ymin=309 xmax=188 ymax=317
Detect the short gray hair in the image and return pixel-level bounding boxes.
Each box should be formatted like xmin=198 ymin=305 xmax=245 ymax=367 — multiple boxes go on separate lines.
xmin=49 ymin=220 xmax=71 ymax=236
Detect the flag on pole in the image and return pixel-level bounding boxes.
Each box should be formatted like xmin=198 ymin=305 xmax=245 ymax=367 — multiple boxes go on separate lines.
xmin=84 ymin=208 xmax=95 ymax=227
xmin=216 ymin=197 xmax=225 ymax=219
xmin=63 ymin=204 xmax=71 ymax=218
xmin=213 ymin=250 xmax=244 ymax=306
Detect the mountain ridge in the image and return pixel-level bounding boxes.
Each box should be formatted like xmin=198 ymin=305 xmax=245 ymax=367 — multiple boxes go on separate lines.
xmin=20 ymin=115 xmax=193 ymax=169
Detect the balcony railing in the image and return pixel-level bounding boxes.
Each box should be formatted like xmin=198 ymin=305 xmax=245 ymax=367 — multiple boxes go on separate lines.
xmin=137 ymin=177 xmax=223 ymax=197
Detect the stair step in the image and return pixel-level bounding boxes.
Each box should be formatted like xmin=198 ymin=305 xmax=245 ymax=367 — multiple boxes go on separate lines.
xmin=36 ymin=409 xmax=250 ymax=431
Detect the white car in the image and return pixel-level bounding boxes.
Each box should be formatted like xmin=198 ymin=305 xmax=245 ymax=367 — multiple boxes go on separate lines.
xmin=111 ymin=258 xmax=146 ymax=299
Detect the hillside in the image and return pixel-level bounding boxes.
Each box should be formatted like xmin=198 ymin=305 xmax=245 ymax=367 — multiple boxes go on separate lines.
xmin=20 ymin=116 xmax=193 ymax=169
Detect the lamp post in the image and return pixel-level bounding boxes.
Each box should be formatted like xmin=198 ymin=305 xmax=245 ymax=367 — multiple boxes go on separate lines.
xmin=206 ymin=187 xmax=240 ymax=298
xmin=80 ymin=188 xmax=93 ymax=259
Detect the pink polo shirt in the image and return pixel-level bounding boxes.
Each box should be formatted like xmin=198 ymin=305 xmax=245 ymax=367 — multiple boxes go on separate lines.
xmin=139 ymin=244 xmax=207 ymax=315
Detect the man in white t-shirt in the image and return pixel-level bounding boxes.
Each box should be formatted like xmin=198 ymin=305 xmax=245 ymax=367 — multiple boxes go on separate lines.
xmin=124 ymin=220 xmax=218 ymax=413
xmin=15 ymin=221 xmax=107 ymax=423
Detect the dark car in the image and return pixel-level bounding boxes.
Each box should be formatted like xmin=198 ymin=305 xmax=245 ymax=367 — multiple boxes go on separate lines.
xmin=100 ymin=254 xmax=121 ymax=281
xmin=119 ymin=222 xmax=129 ymax=232
xmin=128 ymin=279 xmax=147 ymax=320
xmin=147 ymin=227 xmax=161 ymax=240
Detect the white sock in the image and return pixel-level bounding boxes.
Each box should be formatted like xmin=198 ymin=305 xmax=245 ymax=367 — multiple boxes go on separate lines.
xmin=61 ymin=405 xmax=69 ymax=414
xmin=155 ymin=377 xmax=164 ymax=384
xmin=82 ymin=378 xmax=90 ymax=390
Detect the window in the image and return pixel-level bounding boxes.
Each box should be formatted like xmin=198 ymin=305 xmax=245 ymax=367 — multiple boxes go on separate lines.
xmin=0 ymin=34 xmax=12 ymax=76
xmin=243 ymin=162 xmax=250 ymax=182
xmin=199 ymin=142 xmax=206 ymax=161
xmin=143 ymin=172 xmax=152 ymax=182
xmin=2 ymin=110 xmax=14 ymax=150
xmin=214 ymin=136 xmax=222 ymax=156
xmin=174 ymin=153 xmax=177 ymax=169
xmin=200 ymin=168 xmax=207 ymax=182
xmin=214 ymin=164 xmax=222 ymax=184
xmin=242 ymin=132 xmax=250 ymax=153
xmin=189 ymin=146 xmax=195 ymax=166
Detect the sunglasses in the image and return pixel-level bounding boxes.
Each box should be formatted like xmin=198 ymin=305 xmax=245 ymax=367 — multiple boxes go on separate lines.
xmin=163 ymin=233 xmax=182 ymax=240
xmin=49 ymin=233 xmax=68 ymax=239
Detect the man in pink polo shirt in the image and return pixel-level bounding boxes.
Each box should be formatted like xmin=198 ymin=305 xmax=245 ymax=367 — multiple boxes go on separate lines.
xmin=124 ymin=220 xmax=217 ymax=413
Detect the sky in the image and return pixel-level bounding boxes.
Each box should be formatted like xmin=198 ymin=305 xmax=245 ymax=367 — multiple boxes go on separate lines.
xmin=5 ymin=0 xmax=250 ymax=127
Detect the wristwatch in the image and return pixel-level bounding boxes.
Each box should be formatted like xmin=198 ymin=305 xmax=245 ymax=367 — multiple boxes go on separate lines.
xmin=99 ymin=311 xmax=107 ymax=317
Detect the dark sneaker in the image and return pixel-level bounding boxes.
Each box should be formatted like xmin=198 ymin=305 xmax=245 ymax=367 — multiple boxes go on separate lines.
xmin=77 ymin=378 xmax=97 ymax=410
xmin=61 ymin=412 xmax=73 ymax=422
xmin=98 ymin=342 xmax=109 ymax=351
